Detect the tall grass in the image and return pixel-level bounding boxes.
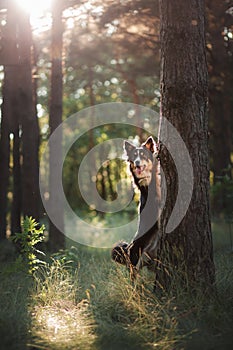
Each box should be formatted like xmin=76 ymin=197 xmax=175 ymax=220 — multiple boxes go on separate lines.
xmin=0 ymin=241 xmax=233 ymax=350
xmin=30 ymin=258 xmax=96 ymax=350
xmin=29 ymin=247 xmax=233 ymax=350
xmin=29 ymin=252 xmax=182 ymax=350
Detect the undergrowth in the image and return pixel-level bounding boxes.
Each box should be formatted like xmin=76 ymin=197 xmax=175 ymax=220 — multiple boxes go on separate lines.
xmin=29 ymin=248 xmax=233 ymax=350
xmin=11 ymin=216 xmax=46 ymax=274
xmin=0 ymin=242 xmax=233 ymax=350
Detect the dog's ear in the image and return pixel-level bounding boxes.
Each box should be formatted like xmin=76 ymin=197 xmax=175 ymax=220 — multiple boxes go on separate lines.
xmin=142 ymin=136 xmax=157 ymax=154
xmin=124 ymin=140 xmax=135 ymax=156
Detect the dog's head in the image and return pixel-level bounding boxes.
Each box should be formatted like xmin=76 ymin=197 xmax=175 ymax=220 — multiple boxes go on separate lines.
xmin=124 ymin=136 xmax=157 ymax=187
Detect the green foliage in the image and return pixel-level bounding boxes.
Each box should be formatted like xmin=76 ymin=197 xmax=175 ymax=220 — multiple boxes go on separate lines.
xmin=11 ymin=216 xmax=46 ymax=274
xmin=51 ymin=246 xmax=80 ymax=266
xmin=210 ymin=175 xmax=233 ymax=218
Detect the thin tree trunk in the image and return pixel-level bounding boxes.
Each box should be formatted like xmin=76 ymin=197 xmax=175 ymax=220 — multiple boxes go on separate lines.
xmin=158 ymin=0 xmax=215 ymax=291
xmin=0 ymin=85 xmax=11 ymax=239
xmin=48 ymin=0 xmax=65 ymax=251
xmin=11 ymin=129 xmax=22 ymax=235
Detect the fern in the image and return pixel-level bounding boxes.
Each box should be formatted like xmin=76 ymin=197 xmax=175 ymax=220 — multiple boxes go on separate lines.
xmin=11 ymin=216 xmax=46 ymax=274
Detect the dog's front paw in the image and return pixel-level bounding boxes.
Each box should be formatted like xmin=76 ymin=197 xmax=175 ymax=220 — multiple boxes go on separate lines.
xmin=111 ymin=241 xmax=129 ymax=265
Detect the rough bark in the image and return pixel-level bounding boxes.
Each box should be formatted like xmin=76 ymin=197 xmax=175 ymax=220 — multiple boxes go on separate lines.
xmin=158 ymin=0 xmax=215 ymax=291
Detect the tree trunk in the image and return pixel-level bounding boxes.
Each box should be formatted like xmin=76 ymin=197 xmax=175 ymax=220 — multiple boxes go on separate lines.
xmin=0 ymin=3 xmax=18 ymax=239
xmin=0 ymin=77 xmax=11 ymax=238
xmin=11 ymin=128 xmax=22 ymax=235
xmin=158 ymin=0 xmax=215 ymax=291
xmin=48 ymin=0 xmax=65 ymax=251
xmin=17 ymin=10 xmax=40 ymax=220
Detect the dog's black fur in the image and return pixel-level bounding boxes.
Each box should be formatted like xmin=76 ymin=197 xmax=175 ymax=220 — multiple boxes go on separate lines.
xmin=111 ymin=136 xmax=161 ymax=274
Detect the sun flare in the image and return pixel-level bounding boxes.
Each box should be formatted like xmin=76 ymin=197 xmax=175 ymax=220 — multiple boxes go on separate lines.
xmin=16 ymin=0 xmax=52 ymax=15
xmin=15 ymin=0 xmax=53 ymax=33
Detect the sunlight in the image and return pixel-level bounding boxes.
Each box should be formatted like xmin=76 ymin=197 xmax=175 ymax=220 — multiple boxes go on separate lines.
xmin=15 ymin=0 xmax=52 ymax=15
xmin=32 ymin=302 xmax=96 ymax=347
xmin=15 ymin=0 xmax=52 ymax=33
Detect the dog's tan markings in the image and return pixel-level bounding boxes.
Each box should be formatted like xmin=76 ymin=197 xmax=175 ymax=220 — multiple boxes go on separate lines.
xmin=112 ymin=136 xmax=161 ymax=276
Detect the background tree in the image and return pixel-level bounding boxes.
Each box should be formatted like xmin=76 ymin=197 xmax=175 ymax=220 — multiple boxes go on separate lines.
xmin=207 ymin=0 xmax=233 ymax=183
xmin=206 ymin=0 xmax=233 ymax=217
xmin=18 ymin=7 xmax=40 ymax=221
xmin=0 ymin=1 xmax=18 ymax=238
xmin=48 ymin=0 xmax=65 ymax=251
xmin=0 ymin=1 xmax=40 ymax=239
xmin=158 ymin=0 xmax=215 ymax=290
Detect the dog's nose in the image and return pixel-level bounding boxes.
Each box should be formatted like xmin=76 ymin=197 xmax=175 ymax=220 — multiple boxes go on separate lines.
xmin=135 ymin=160 xmax=141 ymax=168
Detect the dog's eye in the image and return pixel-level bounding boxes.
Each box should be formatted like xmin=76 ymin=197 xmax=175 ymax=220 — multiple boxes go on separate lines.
xmin=140 ymin=151 xmax=147 ymax=158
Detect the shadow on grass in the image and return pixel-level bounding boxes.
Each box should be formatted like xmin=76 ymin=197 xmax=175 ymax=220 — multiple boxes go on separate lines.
xmin=89 ymin=249 xmax=233 ymax=350
xmin=2 ymin=242 xmax=232 ymax=350
xmin=93 ymin=325 xmax=149 ymax=350
xmin=0 ymin=241 xmax=32 ymax=350
xmin=84 ymin=258 xmax=179 ymax=350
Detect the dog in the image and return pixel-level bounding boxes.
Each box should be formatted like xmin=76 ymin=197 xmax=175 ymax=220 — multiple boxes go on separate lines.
xmin=111 ymin=136 xmax=161 ymax=276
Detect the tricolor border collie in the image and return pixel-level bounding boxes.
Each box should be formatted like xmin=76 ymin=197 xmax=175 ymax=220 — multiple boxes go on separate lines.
xmin=111 ymin=136 xmax=161 ymax=276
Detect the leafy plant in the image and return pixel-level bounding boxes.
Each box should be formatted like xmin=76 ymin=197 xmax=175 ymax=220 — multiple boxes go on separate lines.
xmin=11 ymin=216 xmax=46 ymax=274
xmin=51 ymin=246 xmax=80 ymax=265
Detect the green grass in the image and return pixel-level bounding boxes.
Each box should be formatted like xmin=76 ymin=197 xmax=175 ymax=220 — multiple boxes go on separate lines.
xmin=0 ymin=262 xmax=32 ymax=349
xmin=0 ymin=236 xmax=233 ymax=350
xmin=212 ymin=220 xmax=233 ymax=252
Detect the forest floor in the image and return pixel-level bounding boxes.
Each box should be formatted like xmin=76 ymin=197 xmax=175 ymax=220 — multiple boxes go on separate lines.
xmin=0 ymin=224 xmax=233 ymax=350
